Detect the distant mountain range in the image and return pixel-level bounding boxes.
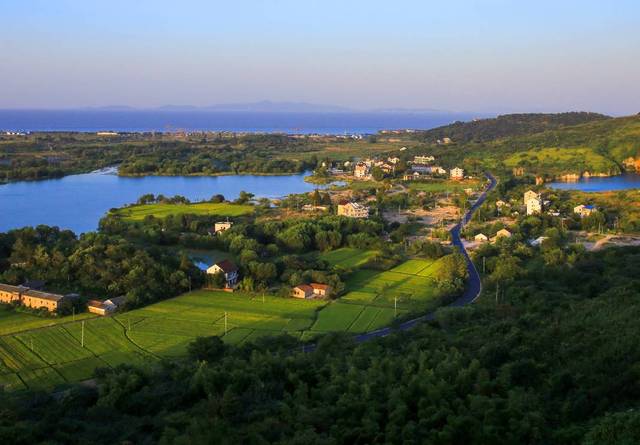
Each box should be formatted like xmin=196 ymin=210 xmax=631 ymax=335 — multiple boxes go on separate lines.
xmin=82 ymin=101 xmax=459 ymax=114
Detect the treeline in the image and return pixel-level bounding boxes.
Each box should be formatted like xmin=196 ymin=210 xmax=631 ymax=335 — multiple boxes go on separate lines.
xmin=2 ymin=247 xmax=640 ymax=443
xmin=0 ymin=133 xmax=324 ymax=182
xmin=0 ymin=226 xmax=203 ymax=310
xmin=411 ymin=112 xmax=610 ymax=144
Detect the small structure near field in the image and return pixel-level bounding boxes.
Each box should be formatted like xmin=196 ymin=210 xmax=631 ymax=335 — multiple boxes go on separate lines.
xmin=87 ymin=296 xmax=126 ymax=316
xmin=491 ymin=229 xmax=512 ymax=243
xmin=214 ymin=221 xmax=233 ymax=234
xmin=291 ymin=283 xmax=332 ymax=299
xmin=207 ymin=259 xmax=239 ymax=287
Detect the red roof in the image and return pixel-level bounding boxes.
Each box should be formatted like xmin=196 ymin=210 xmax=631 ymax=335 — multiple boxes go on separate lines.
xmin=294 ymin=284 xmax=314 ymax=293
xmin=310 ymin=283 xmax=330 ymax=291
xmin=215 ymin=259 xmax=238 ymax=273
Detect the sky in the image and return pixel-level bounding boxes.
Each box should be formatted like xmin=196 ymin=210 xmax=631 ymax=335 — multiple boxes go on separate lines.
xmin=1 ymin=0 xmax=639 ymax=115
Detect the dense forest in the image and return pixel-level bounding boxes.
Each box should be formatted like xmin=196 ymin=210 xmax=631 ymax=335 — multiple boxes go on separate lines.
xmin=1 ymin=246 xmax=639 ymax=444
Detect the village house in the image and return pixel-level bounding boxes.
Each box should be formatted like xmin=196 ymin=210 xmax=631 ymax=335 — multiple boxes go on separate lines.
xmin=0 ymin=283 xmax=24 ymax=305
xmin=291 ymin=283 xmax=332 ymax=299
xmin=411 ymin=164 xmax=431 ymax=173
xmin=87 ymin=296 xmax=127 ymax=316
xmin=529 ymin=236 xmax=549 ymax=247
xmin=474 ymin=233 xmax=488 ymax=243
xmin=310 ymin=283 xmax=332 ymax=297
xmin=291 ymin=284 xmax=314 ymax=299
xmin=574 ymin=204 xmax=596 ymax=218
xmin=403 ymin=172 xmax=421 ymax=181
xmin=379 ymin=162 xmax=395 ymax=174
xmin=354 ymin=162 xmax=370 ymax=178
xmin=207 ymin=259 xmax=239 ymax=287
xmin=450 ymin=167 xmax=464 ymax=180
xmin=387 ymin=156 xmax=400 ymax=164
xmin=337 ymin=202 xmax=369 ymax=218
xmin=523 ymin=190 xmax=540 ymax=204
xmin=526 ymin=196 xmax=543 ymax=215
xmin=491 ymin=229 xmax=512 ymax=243
xmin=413 ymin=155 xmax=435 ymax=164
xmin=214 ymin=221 xmax=233 ymax=234
xmin=21 ymin=289 xmax=66 ymax=312
xmin=496 ymin=200 xmax=509 ymax=209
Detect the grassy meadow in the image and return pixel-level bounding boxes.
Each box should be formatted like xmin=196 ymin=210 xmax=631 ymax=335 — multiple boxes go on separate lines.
xmin=111 ymin=202 xmax=254 ymax=221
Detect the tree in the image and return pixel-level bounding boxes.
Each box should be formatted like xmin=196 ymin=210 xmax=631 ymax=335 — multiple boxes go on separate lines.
xmin=187 ymin=336 xmax=226 ymax=362
xmin=209 ymin=271 xmax=227 ymax=289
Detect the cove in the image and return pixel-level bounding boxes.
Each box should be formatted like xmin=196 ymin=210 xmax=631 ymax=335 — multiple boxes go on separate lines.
xmin=0 ymin=169 xmax=319 ymax=234
xmin=548 ymin=173 xmax=640 ymax=192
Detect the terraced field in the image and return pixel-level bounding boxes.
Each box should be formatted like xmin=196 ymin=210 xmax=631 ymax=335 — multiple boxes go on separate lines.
xmin=0 ymin=256 xmax=448 ymax=392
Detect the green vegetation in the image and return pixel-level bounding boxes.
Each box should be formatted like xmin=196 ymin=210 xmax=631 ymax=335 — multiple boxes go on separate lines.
xmin=318 ymin=247 xmax=378 ymax=268
xmin=0 ymin=306 xmax=95 ymax=336
xmin=503 ymin=147 xmax=618 ymax=176
xmin=3 ymin=245 xmax=638 ymax=443
xmin=112 ymin=202 xmax=254 ymax=221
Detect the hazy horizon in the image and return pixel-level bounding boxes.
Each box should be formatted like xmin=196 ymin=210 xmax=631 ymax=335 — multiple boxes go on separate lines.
xmin=2 ymin=1 xmax=639 ymax=116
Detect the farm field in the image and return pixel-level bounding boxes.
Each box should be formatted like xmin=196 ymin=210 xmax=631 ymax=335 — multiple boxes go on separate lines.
xmin=0 ymin=257 xmax=448 ymax=392
xmin=503 ymin=147 xmax=616 ymax=174
xmin=111 ymin=202 xmax=254 ymax=221
xmin=0 ymin=306 xmax=96 ymax=336
xmin=319 ymin=247 xmax=378 ymax=269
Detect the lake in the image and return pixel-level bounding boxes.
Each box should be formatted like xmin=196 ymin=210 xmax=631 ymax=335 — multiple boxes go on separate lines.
xmin=0 ymin=169 xmax=319 ymax=234
xmin=548 ymin=173 xmax=640 ymax=192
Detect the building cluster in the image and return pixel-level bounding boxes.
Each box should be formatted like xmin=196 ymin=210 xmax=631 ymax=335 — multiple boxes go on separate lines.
xmin=353 ymin=157 xmax=399 ymax=179
xmin=524 ymin=190 xmax=544 ymax=215
xmin=0 ymin=283 xmax=72 ymax=313
xmin=291 ymin=283 xmax=332 ymax=299
xmin=337 ymin=201 xmax=369 ymax=218
xmin=474 ymin=228 xmax=512 ymax=244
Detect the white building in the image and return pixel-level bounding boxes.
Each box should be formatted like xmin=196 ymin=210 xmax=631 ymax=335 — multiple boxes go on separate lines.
xmin=574 ymin=204 xmax=596 ymax=217
xmin=450 ymin=167 xmax=464 ymax=180
xmin=526 ymin=197 xmax=543 ymax=215
xmin=474 ymin=233 xmax=488 ymax=242
xmin=413 ymin=155 xmax=435 ymax=164
xmin=354 ymin=162 xmax=370 ymax=178
xmin=337 ymin=202 xmax=369 ymax=218
xmin=214 ymin=221 xmax=233 ymax=234
xmin=207 ymin=260 xmax=239 ymax=287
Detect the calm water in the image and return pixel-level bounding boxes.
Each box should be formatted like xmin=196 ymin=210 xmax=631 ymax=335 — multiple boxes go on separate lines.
xmin=0 ymin=169 xmax=318 ymax=234
xmin=548 ymin=173 xmax=640 ymax=192
xmin=0 ymin=109 xmax=478 ymax=134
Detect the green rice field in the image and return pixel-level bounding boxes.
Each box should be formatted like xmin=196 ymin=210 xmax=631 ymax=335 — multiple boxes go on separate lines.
xmin=0 ymin=255 xmax=449 ymax=392
xmin=319 ymin=247 xmax=378 ymax=269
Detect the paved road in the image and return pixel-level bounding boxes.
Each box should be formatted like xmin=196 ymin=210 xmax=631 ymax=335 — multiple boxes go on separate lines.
xmin=353 ymin=172 xmax=498 ymax=342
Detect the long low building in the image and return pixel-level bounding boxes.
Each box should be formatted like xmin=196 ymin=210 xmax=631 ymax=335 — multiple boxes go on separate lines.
xmin=0 ymin=283 xmax=67 ymax=312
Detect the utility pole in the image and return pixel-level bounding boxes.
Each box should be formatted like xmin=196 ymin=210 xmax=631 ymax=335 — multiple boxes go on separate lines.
xmin=224 ymin=311 xmax=228 ymax=334
xmin=394 ymin=297 xmax=397 ymax=317
xmin=128 ymin=317 xmax=131 ymax=331
xmin=482 ymin=256 xmax=486 ymax=274
xmin=495 ymin=283 xmax=499 ymax=305
xmin=72 ymin=307 xmax=75 ymax=322
xmin=81 ymin=321 xmax=85 ymax=348
xmin=262 ymin=292 xmax=265 ymax=304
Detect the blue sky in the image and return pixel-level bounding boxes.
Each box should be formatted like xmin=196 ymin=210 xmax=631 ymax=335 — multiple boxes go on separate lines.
xmin=1 ymin=0 xmax=639 ymax=114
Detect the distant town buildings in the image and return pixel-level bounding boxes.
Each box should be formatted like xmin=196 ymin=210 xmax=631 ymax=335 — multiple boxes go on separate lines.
xmin=524 ymin=190 xmax=543 ymax=215
xmin=474 ymin=233 xmax=488 ymax=243
xmin=574 ymin=204 xmax=596 ymax=218
xmin=491 ymin=229 xmax=512 ymax=243
xmin=354 ymin=162 xmax=370 ymax=178
xmin=337 ymin=202 xmax=369 ymax=218
xmin=450 ymin=167 xmax=464 ymax=180
xmin=413 ymin=155 xmax=435 ymax=164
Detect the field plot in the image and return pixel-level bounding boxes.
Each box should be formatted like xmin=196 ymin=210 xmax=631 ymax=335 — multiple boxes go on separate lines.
xmin=319 ymin=248 xmax=378 ymax=269
xmin=311 ymin=303 xmax=363 ymax=332
xmin=0 ymin=305 xmax=95 ymax=336
xmin=0 ymin=256 xmax=452 ymax=390
xmin=113 ymin=202 xmax=254 ymax=221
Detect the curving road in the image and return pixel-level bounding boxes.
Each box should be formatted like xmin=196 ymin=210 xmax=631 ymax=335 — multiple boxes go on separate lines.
xmin=353 ymin=172 xmax=497 ymax=342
